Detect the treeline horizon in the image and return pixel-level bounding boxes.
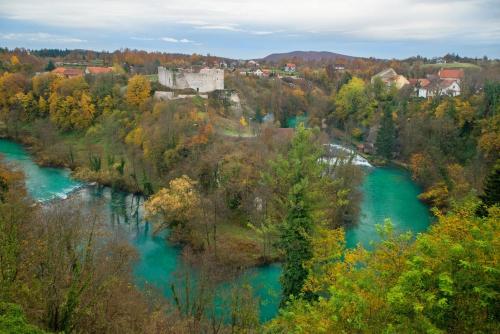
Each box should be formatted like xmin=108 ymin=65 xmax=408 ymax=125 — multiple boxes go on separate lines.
xmin=0 ymin=46 xmax=498 ymax=63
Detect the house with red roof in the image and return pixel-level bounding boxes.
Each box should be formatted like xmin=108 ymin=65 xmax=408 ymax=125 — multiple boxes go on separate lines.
xmin=409 ymin=78 xmax=431 ymax=97
xmin=437 ymin=79 xmax=461 ymax=97
xmin=85 ymin=66 xmax=114 ymax=75
xmin=284 ymin=63 xmax=296 ymax=72
xmin=262 ymin=69 xmax=272 ymax=77
xmin=52 ymin=67 xmax=84 ymax=78
xmin=410 ymin=68 xmax=464 ymax=98
xmin=438 ymin=68 xmax=464 ymax=81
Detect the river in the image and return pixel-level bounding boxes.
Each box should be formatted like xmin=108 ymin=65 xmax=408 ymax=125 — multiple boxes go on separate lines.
xmin=0 ymin=138 xmax=430 ymax=322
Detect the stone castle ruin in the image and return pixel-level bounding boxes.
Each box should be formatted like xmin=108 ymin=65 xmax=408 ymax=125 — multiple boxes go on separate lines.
xmin=158 ymin=66 xmax=224 ymax=93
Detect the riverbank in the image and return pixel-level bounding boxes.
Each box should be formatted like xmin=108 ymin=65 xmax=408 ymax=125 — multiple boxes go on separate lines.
xmin=0 ymin=135 xmax=280 ymax=272
xmin=0 ymin=138 xmax=433 ymax=322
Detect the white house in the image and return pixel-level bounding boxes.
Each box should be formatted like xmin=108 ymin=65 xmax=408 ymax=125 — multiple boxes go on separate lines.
xmin=253 ymin=69 xmax=264 ymax=77
xmin=413 ymin=78 xmax=461 ymax=98
xmin=438 ymin=79 xmax=461 ymax=96
xmin=284 ymin=63 xmax=296 ymax=72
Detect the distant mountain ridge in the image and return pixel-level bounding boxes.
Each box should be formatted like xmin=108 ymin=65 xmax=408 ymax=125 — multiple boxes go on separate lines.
xmin=261 ymin=51 xmax=357 ymax=62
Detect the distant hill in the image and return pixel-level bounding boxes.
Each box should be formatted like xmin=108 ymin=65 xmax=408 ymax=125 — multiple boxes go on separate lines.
xmin=261 ymin=51 xmax=357 ymax=63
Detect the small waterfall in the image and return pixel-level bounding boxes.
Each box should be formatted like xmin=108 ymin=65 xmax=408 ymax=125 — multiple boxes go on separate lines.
xmin=323 ymin=143 xmax=373 ymax=168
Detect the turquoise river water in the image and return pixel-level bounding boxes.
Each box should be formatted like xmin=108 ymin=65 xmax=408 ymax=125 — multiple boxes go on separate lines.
xmin=0 ymin=139 xmax=430 ymax=322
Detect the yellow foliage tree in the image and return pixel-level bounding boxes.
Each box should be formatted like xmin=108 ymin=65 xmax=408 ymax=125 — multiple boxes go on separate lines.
xmin=478 ymin=114 xmax=500 ymax=158
xmin=124 ymin=126 xmax=144 ymax=147
xmin=144 ymin=175 xmax=200 ymax=230
xmin=268 ymin=204 xmax=500 ymax=333
xmin=73 ymin=92 xmax=95 ymax=129
xmin=409 ymin=152 xmax=435 ymax=186
xmin=48 ymin=91 xmax=96 ymax=131
xmin=239 ymin=116 xmax=248 ymax=128
xmin=10 ymin=55 xmax=20 ymax=66
xmin=126 ymin=75 xmax=151 ymax=107
xmin=418 ymin=182 xmax=449 ymax=208
xmin=334 ymin=77 xmax=371 ymax=126
xmin=38 ymin=96 xmax=48 ymax=115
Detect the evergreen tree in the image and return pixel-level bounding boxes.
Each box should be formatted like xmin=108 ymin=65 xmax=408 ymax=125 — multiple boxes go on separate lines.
xmin=279 ymin=175 xmax=314 ymax=306
xmin=264 ymin=124 xmax=330 ymax=306
xmin=375 ymin=104 xmax=396 ymax=159
xmin=45 ymin=60 xmax=55 ymax=72
xmin=267 ymin=203 xmax=500 ymax=333
xmin=477 ymin=160 xmax=500 ymax=216
xmin=481 ymin=160 xmax=500 ymax=206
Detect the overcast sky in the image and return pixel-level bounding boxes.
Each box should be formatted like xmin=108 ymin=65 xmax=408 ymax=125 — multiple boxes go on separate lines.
xmin=0 ymin=0 xmax=499 ymax=59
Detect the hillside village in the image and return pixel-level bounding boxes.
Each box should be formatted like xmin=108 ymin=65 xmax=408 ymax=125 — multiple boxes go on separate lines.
xmin=372 ymin=66 xmax=465 ymax=97
xmin=44 ymin=52 xmax=472 ymax=100
xmin=31 ymin=50 xmax=493 ymax=154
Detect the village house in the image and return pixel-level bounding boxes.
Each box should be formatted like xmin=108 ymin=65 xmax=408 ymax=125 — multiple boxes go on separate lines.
xmin=253 ymin=69 xmax=264 ymax=77
xmin=371 ymin=68 xmax=409 ymax=89
xmin=334 ymin=64 xmax=345 ymax=71
xmin=409 ymin=78 xmax=431 ymax=98
xmin=52 ymin=67 xmax=84 ymax=78
xmin=437 ymin=79 xmax=461 ymax=96
xmin=262 ymin=69 xmax=272 ymax=77
xmin=438 ymin=68 xmax=464 ymax=81
xmin=284 ymin=63 xmax=296 ymax=72
xmin=410 ymin=68 xmax=464 ymax=98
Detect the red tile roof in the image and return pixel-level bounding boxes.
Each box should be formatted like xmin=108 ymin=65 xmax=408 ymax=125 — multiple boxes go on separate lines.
xmin=86 ymin=66 xmax=113 ymax=74
xmin=439 ymin=79 xmax=459 ymax=88
xmin=63 ymin=68 xmax=84 ymax=77
xmin=52 ymin=67 xmax=84 ymax=77
xmin=51 ymin=67 xmax=66 ymax=74
xmin=438 ymin=68 xmax=464 ymax=79
xmin=409 ymin=78 xmax=431 ymax=88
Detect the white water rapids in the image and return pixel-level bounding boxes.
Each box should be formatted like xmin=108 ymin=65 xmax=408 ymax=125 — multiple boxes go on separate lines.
xmin=322 ymin=143 xmax=373 ymax=167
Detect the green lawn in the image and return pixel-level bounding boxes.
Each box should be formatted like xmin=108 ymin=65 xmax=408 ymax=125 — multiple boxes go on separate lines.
xmin=146 ymin=74 xmax=159 ymax=82
xmin=420 ymin=62 xmax=481 ymax=70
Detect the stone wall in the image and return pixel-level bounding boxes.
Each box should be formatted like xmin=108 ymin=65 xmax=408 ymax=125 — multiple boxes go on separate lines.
xmin=158 ymin=67 xmax=224 ymax=93
xmin=154 ymin=91 xmax=208 ymax=101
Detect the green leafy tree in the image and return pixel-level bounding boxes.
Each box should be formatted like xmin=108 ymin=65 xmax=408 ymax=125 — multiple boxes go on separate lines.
xmin=334 ymin=77 xmax=371 ymax=127
xmin=0 ymin=303 xmax=47 ymax=334
xmin=266 ymin=203 xmax=500 ymax=333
